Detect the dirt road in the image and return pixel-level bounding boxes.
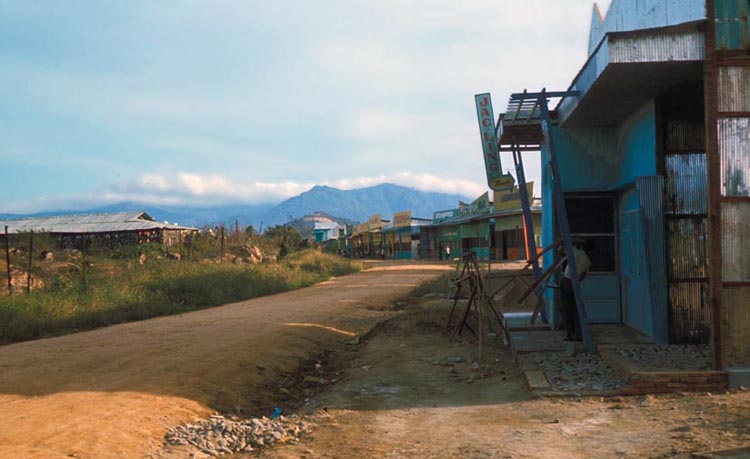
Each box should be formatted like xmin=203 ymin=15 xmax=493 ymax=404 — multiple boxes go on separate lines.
xmin=261 ymin=300 xmax=750 ymax=459
xmin=0 ymin=262 xmax=450 ymax=459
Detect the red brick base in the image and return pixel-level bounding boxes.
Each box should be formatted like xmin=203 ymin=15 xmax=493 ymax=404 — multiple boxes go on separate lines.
xmin=620 ymin=370 xmax=728 ymax=395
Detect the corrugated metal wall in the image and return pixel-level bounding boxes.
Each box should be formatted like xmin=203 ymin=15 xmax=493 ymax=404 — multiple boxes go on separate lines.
xmin=715 ymin=0 xmax=750 ymax=50
xmin=664 ymin=122 xmax=711 ymax=343
xmin=637 ymin=176 xmax=670 ymax=344
xmin=712 ymin=0 xmax=750 ymax=367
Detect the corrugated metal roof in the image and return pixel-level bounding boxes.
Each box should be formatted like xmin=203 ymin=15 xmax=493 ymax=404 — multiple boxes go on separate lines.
xmin=0 ymin=211 xmax=196 ymax=234
xmin=609 ymin=28 xmax=705 ymax=63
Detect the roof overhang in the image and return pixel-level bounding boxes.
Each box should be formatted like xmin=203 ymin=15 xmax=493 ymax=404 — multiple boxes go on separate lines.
xmin=557 ymin=21 xmax=706 ymax=128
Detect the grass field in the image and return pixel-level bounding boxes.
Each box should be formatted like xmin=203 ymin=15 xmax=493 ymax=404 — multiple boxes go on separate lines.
xmin=0 ymin=249 xmax=362 ymax=345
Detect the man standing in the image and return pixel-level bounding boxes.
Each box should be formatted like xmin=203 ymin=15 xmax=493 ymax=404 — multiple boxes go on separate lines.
xmin=560 ymin=239 xmax=591 ymax=341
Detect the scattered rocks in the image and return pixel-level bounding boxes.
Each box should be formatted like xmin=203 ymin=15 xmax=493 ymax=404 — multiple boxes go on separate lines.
xmin=165 ymin=413 xmax=311 ymax=456
xmin=534 ymin=352 xmax=625 ymax=392
xmin=40 ymin=250 xmax=54 ymax=261
xmin=618 ymin=344 xmax=710 ymax=370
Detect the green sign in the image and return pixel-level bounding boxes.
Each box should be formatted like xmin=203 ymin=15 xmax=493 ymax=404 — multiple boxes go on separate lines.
xmin=432 ymin=208 xmax=458 ymax=224
xmin=475 ymin=92 xmax=515 ymax=191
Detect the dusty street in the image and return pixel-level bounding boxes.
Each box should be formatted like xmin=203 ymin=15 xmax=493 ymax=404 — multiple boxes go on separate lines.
xmin=2 ymin=262 xmax=749 ymax=459
xmin=0 ymin=262 xmax=450 ymax=458
xmin=259 ymin=299 xmax=750 ymax=459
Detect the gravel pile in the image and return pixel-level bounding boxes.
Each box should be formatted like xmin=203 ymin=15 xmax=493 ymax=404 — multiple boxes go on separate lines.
xmin=165 ymin=414 xmax=311 ymax=456
xmin=618 ymin=344 xmax=711 ymax=370
xmin=535 ymin=353 xmax=625 ymax=393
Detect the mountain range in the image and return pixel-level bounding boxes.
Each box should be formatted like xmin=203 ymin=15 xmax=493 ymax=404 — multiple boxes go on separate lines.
xmin=1 ymin=184 xmax=470 ymax=230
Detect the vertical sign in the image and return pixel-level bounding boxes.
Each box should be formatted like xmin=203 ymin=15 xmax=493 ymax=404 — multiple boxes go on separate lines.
xmin=475 ymin=93 xmax=515 ymax=191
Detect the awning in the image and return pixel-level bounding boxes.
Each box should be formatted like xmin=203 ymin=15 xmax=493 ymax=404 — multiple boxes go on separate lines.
xmin=557 ymin=21 xmax=705 ymax=128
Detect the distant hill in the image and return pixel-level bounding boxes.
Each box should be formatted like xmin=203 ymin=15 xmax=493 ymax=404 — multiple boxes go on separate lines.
xmin=1 ymin=183 xmax=470 ymax=230
xmin=259 ymin=183 xmax=466 ymax=227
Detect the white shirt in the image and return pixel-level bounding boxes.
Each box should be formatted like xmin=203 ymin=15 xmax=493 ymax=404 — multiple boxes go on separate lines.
xmin=564 ymin=247 xmax=591 ymax=280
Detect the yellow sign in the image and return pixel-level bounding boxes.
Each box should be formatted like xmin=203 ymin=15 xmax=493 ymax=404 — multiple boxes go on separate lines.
xmin=353 ymin=222 xmax=369 ymax=235
xmin=494 ymin=182 xmax=534 ymax=212
xmin=393 ymin=210 xmax=412 ymax=228
xmin=368 ymin=214 xmax=382 ymax=231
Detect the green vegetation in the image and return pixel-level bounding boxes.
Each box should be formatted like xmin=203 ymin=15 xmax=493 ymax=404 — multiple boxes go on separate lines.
xmin=0 ymin=249 xmax=362 ymax=345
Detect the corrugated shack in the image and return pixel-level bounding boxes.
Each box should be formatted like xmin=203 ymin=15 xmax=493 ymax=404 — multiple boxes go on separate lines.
xmin=0 ymin=211 xmax=197 ymax=248
xmin=498 ymin=0 xmax=749 ymax=369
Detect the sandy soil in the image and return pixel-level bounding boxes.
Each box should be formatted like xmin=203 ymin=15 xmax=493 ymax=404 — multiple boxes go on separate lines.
xmin=0 ymin=262 xmax=451 ymax=459
xmin=260 ymin=300 xmax=750 ymax=459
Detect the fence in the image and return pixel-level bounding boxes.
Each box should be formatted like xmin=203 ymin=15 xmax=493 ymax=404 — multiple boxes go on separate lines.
xmin=0 ymin=224 xmax=281 ymax=297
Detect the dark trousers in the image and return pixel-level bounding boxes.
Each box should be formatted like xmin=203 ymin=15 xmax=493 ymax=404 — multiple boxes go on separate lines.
xmin=560 ymin=277 xmax=580 ymax=338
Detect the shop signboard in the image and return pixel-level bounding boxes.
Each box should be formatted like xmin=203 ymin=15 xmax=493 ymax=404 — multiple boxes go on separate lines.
xmin=459 ymin=192 xmax=490 ymax=216
xmin=493 ymin=182 xmax=534 ymax=213
xmin=440 ymin=227 xmax=461 ymax=242
xmin=368 ymin=214 xmax=382 ymax=231
xmin=432 ymin=208 xmax=458 ymax=224
xmin=475 ymin=93 xmax=515 ymax=191
xmin=353 ymin=222 xmax=369 ymax=235
xmin=393 ymin=210 xmax=412 ymax=228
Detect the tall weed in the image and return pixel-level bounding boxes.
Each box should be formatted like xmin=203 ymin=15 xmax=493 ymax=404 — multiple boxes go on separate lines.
xmin=0 ymin=250 xmax=361 ymax=345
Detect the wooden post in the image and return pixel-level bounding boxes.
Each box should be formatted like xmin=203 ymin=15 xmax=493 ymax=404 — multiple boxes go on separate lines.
xmin=82 ymin=234 xmax=87 ymax=285
xmin=27 ymin=230 xmax=33 ymax=294
xmin=220 ymin=226 xmax=225 ymax=263
xmin=4 ymin=226 xmax=11 ymax=295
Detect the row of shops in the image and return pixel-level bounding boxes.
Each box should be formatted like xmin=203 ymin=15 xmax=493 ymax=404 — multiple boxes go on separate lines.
xmin=332 ymin=185 xmax=541 ymax=262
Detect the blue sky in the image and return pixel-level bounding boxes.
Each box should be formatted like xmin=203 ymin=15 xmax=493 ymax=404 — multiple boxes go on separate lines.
xmin=0 ymin=0 xmax=611 ymax=213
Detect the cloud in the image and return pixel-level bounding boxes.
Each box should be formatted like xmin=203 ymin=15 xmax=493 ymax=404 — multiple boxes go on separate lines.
xmin=115 ymin=171 xmax=484 ymax=207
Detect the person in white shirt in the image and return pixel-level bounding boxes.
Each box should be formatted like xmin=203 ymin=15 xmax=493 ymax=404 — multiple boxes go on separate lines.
xmin=561 ymin=239 xmax=592 ymax=341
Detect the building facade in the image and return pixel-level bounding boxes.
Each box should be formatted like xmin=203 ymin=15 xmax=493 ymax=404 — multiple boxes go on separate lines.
xmin=511 ymin=0 xmax=749 ymax=368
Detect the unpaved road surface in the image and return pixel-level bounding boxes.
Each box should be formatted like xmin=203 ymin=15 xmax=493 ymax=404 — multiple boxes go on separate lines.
xmin=261 ymin=300 xmax=750 ymax=459
xmin=0 ymin=262 xmax=450 ymax=459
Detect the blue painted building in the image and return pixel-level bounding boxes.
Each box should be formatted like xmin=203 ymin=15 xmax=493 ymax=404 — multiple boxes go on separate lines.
xmin=499 ymin=0 xmax=750 ymax=369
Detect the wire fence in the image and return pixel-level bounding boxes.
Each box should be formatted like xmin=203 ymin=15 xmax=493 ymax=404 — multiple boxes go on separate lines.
xmin=0 ymin=224 xmax=281 ymax=297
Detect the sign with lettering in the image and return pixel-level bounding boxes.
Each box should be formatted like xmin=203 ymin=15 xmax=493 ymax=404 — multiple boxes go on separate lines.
xmin=459 ymin=192 xmax=490 ymax=216
xmin=393 ymin=210 xmax=412 ymax=228
xmin=432 ymin=208 xmax=459 ymax=224
xmin=475 ymin=93 xmax=515 ymax=191
xmin=494 ymin=182 xmax=534 ymax=212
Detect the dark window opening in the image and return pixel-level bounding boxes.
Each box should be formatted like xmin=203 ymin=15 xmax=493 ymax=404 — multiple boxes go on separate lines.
xmin=564 ymin=195 xmax=617 ymax=273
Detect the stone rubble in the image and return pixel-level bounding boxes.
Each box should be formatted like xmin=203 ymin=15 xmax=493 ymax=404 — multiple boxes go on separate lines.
xmin=165 ymin=413 xmax=311 ymax=456
xmin=617 ymin=344 xmax=711 ymax=370
xmin=534 ymin=352 xmax=625 ymax=393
